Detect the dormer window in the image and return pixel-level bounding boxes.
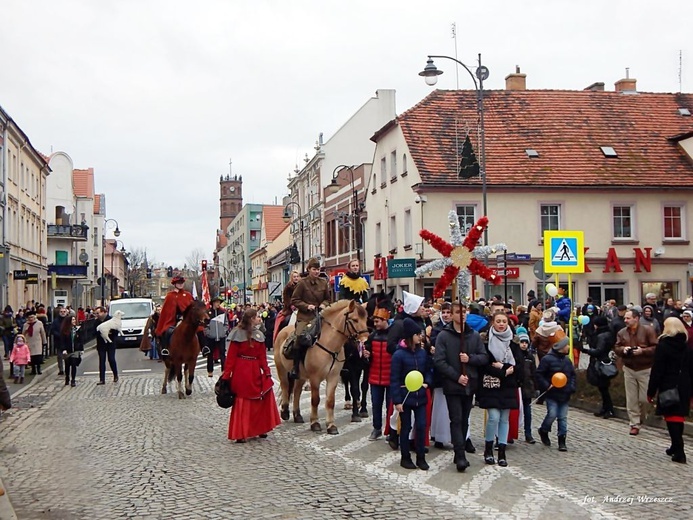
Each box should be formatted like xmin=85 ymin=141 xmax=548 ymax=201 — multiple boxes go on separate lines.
xmin=525 ymin=149 xmax=539 ymax=158
xmin=678 ymin=108 xmax=691 ymax=116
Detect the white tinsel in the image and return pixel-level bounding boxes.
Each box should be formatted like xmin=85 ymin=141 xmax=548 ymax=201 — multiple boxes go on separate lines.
xmin=473 ymin=243 xmax=508 ymax=259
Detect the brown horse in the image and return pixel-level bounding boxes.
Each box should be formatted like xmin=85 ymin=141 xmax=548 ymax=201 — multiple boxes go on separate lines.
xmin=274 ymin=300 xmax=369 ymax=434
xmin=161 ymin=300 xmax=208 ymax=399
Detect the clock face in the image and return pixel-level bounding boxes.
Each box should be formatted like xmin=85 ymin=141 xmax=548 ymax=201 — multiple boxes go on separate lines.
xmin=229 ymin=186 xmax=236 ymax=192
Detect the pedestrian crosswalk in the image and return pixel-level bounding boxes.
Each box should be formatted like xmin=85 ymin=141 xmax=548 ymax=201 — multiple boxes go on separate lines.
xmin=271 ymin=388 xmax=624 ymax=520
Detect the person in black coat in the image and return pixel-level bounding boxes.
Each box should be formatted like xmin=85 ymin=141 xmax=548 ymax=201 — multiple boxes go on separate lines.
xmin=647 ymin=317 xmax=693 ymax=464
xmin=94 ymin=306 xmax=119 ymax=385
xmin=477 ymin=311 xmax=524 ymax=467
xmin=60 ymin=316 xmax=84 ymax=387
xmin=390 ymin=318 xmax=433 ymax=471
xmin=433 ymin=302 xmax=488 ymax=472
xmin=536 ymin=337 xmax=577 ymax=451
xmin=578 ymin=315 xmax=616 ymax=418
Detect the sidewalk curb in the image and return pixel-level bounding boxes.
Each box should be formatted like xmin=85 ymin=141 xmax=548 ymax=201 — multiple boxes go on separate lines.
xmin=8 ymin=340 xmax=97 ymax=401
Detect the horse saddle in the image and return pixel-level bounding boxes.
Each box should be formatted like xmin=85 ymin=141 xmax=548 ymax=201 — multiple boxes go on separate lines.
xmin=283 ymin=334 xmax=298 ymax=360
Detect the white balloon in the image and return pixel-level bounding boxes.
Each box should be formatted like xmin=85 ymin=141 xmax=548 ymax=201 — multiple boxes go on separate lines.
xmin=546 ymin=283 xmax=558 ymax=297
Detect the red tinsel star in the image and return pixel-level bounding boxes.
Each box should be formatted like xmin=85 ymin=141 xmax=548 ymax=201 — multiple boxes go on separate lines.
xmin=419 ymin=216 xmax=502 ymax=298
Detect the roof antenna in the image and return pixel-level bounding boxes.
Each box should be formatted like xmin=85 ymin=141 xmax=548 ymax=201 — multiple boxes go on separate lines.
xmin=625 ymin=67 xmax=630 ymax=79
xmin=679 ymin=50 xmax=683 ymax=94
xmin=451 ymin=22 xmax=459 ymax=90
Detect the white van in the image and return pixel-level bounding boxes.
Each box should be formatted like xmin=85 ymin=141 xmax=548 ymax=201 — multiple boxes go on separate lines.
xmin=108 ymin=298 xmax=155 ymax=348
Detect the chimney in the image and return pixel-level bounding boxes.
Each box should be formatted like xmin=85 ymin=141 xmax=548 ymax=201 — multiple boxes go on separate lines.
xmin=505 ymin=65 xmax=526 ymax=91
xmin=584 ymin=82 xmax=605 ymax=92
xmin=615 ymin=68 xmax=637 ymax=92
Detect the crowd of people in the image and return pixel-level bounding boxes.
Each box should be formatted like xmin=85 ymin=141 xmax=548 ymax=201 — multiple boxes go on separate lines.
xmin=2 ymin=267 xmax=693 ymax=468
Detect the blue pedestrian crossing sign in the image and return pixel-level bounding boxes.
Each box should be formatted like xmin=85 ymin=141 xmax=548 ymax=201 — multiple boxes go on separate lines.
xmin=543 ymin=231 xmax=584 ymax=273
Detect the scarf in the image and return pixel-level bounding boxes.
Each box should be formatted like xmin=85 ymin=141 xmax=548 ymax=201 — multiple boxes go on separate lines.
xmin=488 ymin=326 xmax=515 ymax=366
xmin=26 ymin=321 xmax=35 ymax=337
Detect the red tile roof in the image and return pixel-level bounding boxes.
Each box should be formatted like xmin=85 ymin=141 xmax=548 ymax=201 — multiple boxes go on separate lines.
xmin=263 ymin=205 xmax=289 ymax=241
xmin=72 ymin=168 xmax=95 ymax=198
xmin=393 ymin=89 xmax=693 ymax=188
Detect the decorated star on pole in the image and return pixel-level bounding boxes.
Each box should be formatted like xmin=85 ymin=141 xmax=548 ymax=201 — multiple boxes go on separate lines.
xmin=415 ymin=211 xmax=507 ymax=300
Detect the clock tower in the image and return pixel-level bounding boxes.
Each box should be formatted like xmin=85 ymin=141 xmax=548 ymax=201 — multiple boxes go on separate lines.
xmin=217 ymin=173 xmax=243 ymax=250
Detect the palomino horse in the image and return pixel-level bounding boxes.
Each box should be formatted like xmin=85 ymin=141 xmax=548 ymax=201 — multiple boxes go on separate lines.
xmin=274 ymin=300 xmax=370 ymax=434
xmin=161 ymin=300 xmax=208 ymax=399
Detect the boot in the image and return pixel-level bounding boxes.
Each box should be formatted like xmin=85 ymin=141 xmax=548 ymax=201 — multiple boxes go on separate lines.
xmin=400 ymin=454 xmax=417 ymax=470
xmin=558 ymin=434 xmax=567 ymax=452
xmin=497 ymin=444 xmax=508 ymax=467
xmin=602 ymin=410 xmax=614 ymax=419
xmin=483 ymin=441 xmax=496 ymax=465
xmin=13 ymin=377 xmax=18 ymax=384
xmin=19 ymin=377 xmax=24 ymax=384
xmin=455 ymin=451 xmax=470 ymax=472
xmin=65 ymin=377 xmax=70 ymax=386
xmin=593 ymin=409 xmax=605 ymax=417
xmin=670 ymin=423 xmax=686 ymax=464
xmin=415 ymin=454 xmax=429 ymax=471
xmin=465 ymin=438 xmax=476 ymax=453
xmin=538 ymin=428 xmax=551 ymax=447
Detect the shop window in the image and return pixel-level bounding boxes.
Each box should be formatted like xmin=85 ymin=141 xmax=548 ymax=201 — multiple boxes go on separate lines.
xmin=640 ymin=282 xmax=678 ymax=305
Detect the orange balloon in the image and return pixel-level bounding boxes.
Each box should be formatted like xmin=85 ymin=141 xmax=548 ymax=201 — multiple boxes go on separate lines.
xmin=551 ymin=372 xmax=568 ymax=388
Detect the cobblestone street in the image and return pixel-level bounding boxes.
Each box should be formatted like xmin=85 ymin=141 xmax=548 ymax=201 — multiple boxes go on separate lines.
xmin=1 ymin=360 xmax=691 ymax=520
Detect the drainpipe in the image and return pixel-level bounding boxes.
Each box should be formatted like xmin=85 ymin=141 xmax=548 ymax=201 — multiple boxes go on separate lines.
xmin=1 ymin=120 xmax=7 ymax=309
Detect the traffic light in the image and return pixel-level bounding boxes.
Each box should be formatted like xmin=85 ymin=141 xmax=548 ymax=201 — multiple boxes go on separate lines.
xmin=226 ymin=289 xmax=232 ymax=299
xmin=146 ymin=268 xmax=152 ymax=279
xmin=167 ymin=266 xmax=173 ymax=277
xmin=289 ymin=243 xmax=301 ymax=265
xmin=201 ymin=259 xmax=207 ymax=271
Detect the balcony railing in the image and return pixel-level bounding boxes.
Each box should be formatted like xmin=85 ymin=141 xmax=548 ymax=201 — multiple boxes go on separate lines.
xmin=48 ymin=264 xmax=88 ymax=278
xmin=47 ymin=224 xmax=89 ymax=240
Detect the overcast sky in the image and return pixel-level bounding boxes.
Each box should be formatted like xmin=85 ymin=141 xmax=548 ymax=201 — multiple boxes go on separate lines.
xmin=2 ymin=0 xmax=691 ymax=267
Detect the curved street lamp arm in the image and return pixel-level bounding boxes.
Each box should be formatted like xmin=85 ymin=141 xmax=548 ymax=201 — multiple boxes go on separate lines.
xmin=427 ymin=55 xmax=479 ymax=91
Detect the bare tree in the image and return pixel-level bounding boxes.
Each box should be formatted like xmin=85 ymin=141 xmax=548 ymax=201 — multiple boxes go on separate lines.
xmin=185 ymin=248 xmax=207 ymax=274
xmin=126 ymin=247 xmax=155 ymax=298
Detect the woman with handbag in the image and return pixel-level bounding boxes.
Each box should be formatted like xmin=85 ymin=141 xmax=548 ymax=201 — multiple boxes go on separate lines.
xmin=579 ymin=315 xmax=617 ymax=419
xmin=478 ymin=311 xmax=524 ymax=467
xmin=647 ymin=317 xmax=693 ymax=464
xmin=60 ymin=316 xmax=84 ymax=387
xmin=221 ymin=308 xmax=280 ymax=443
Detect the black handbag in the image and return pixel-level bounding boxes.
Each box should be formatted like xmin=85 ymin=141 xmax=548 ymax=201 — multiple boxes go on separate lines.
xmin=658 ymin=387 xmax=680 ymax=408
xmin=214 ymin=377 xmax=236 ymax=409
xmin=596 ymin=360 xmax=618 ymax=379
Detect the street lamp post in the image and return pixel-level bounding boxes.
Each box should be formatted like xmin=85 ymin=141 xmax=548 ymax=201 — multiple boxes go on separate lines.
xmin=419 ymin=54 xmax=489 ymax=246
xmin=282 ymin=201 xmax=305 ymax=273
xmin=101 ymin=219 xmax=120 ymax=306
xmin=234 ymin=244 xmax=248 ymax=305
xmin=326 ymin=165 xmax=362 ymax=264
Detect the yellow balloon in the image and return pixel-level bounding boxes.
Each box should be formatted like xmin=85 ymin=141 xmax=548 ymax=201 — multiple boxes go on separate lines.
xmin=405 ymin=370 xmax=424 ymax=392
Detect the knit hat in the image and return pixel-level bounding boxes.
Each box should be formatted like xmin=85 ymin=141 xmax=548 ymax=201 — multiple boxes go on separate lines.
xmin=552 ymin=337 xmax=570 ymax=352
xmin=683 ymin=310 xmax=693 ymax=318
xmin=402 ymin=291 xmax=425 ymax=315
xmin=372 ymin=308 xmax=390 ymax=321
xmin=516 ymin=326 xmax=530 ymax=343
xmin=402 ymin=317 xmax=422 ymax=339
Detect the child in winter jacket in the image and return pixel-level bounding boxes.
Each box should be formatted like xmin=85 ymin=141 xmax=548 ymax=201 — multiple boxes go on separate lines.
xmin=536 ymin=337 xmax=576 ymax=451
xmin=9 ymin=334 xmax=31 ymax=384
xmin=390 ymin=317 xmax=433 ymax=471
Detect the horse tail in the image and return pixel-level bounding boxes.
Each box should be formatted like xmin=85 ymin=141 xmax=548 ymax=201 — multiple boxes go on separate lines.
xmin=287 ymin=377 xmax=295 ymax=399
xmin=167 ymin=363 xmax=177 ymax=383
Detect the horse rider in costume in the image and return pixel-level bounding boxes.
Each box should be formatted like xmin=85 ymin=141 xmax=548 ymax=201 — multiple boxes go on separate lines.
xmin=338 ymin=259 xmax=369 ymax=303
xmin=156 ymin=276 xmax=210 ymax=357
xmin=288 ymin=257 xmax=331 ymax=380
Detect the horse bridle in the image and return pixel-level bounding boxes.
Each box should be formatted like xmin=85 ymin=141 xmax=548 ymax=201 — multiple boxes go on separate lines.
xmin=315 ymin=306 xmax=369 ymax=372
